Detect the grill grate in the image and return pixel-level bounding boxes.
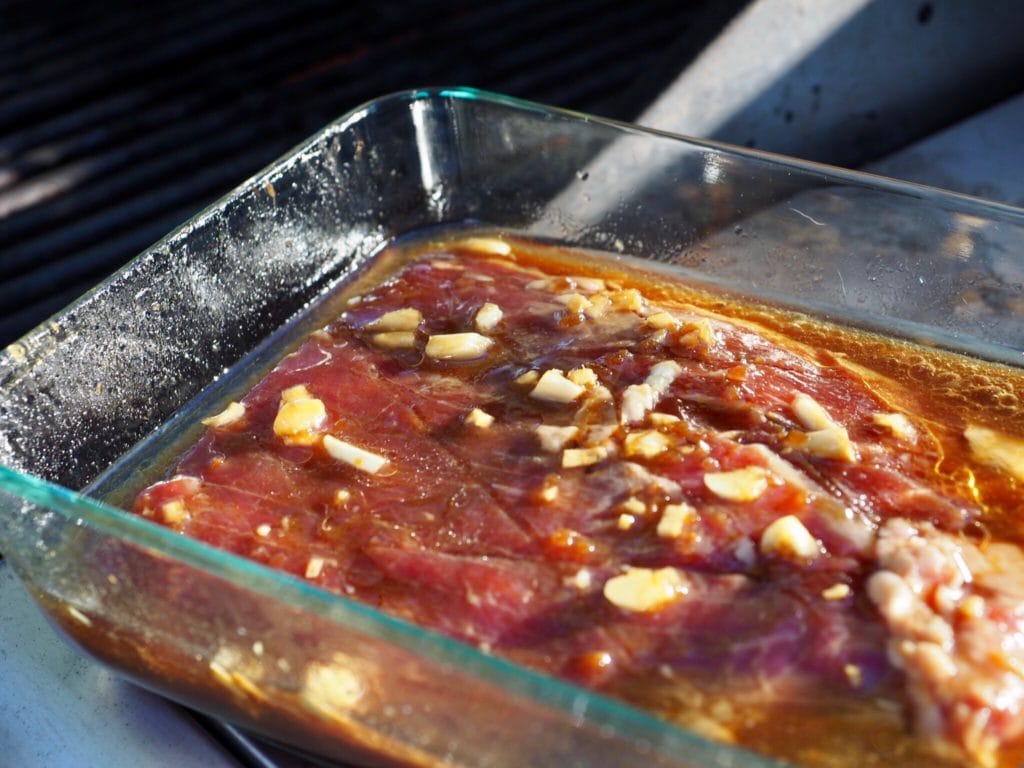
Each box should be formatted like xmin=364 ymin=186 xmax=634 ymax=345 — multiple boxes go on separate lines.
xmin=0 ymin=0 xmax=745 ymax=345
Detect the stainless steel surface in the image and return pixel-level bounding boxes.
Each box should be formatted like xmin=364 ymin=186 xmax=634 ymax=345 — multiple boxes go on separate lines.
xmin=869 ymin=92 xmax=1024 ymax=207
xmin=638 ymin=0 xmax=1024 ymax=167
xmin=0 ymin=560 xmax=238 ymax=767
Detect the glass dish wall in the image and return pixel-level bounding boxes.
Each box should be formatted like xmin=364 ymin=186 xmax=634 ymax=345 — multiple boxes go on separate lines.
xmin=1 ymin=88 xmax=1022 ymax=767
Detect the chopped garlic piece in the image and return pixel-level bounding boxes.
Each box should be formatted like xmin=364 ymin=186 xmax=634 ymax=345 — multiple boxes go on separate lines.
xmin=562 ymin=445 xmax=609 ymax=468
xmin=539 ymin=484 xmax=559 ymax=502
xmin=571 ymin=276 xmax=606 ymax=293
xmin=558 ymin=293 xmax=593 ymax=314
xmin=617 ymin=513 xmax=636 ymax=530
xmin=301 ymin=658 xmax=365 ymax=717
xmin=567 ymin=367 xmax=598 ymax=388
xmin=465 ymin=408 xmax=495 ymax=428
xmin=792 ymin=393 xmax=836 ymax=431
xmin=584 ymin=293 xmax=611 ymax=319
xmin=67 ymin=606 xmax=92 ymax=627
xmin=281 ymin=384 xmax=312 ymax=402
xmin=803 ymin=426 xmax=857 ymax=462
xmin=620 ymin=384 xmax=653 ymax=425
xmin=872 ymin=412 xmax=917 ymax=441
xmin=648 ymin=412 xmax=680 ymax=426
xmin=334 ymin=489 xmax=351 ymax=505
xmin=425 ymin=332 xmax=493 ymax=360
xmin=202 ymin=401 xmax=246 ymax=428
xmin=844 ymin=663 xmax=862 ymax=688
xmin=623 ymin=430 xmax=670 ymax=458
xmin=463 ymin=236 xmax=511 ymax=255
xmin=604 ymin=567 xmax=687 ymax=612
xmin=620 ymin=361 xmax=682 ymax=424
xmin=620 ymin=497 xmax=646 ymax=515
xmin=760 ymin=515 xmax=820 ymax=560
xmin=255 ymin=523 xmax=271 ymax=537
xmin=273 ymin=388 xmax=327 ymax=446
xmin=474 ymin=302 xmax=503 ymax=332
xmin=536 ymin=425 xmax=579 ymax=452
xmin=323 ymin=434 xmax=388 ymax=474
xmin=514 ymin=370 xmax=540 ymax=387
xmin=367 ymin=307 xmax=422 ymax=332
xmin=305 ymin=556 xmax=325 ymax=579
xmin=704 ymin=466 xmax=771 ymax=502
xmin=657 ymin=502 xmax=696 ymax=539
xmin=647 ymin=329 xmax=669 ymax=346
xmin=161 ymin=500 xmax=188 ymax=525
xmin=583 ymin=423 xmax=618 ymax=446
xmin=959 ymin=595 xmax=986 ymax=620
xmin=567 ymin=568 xmax=593 ymax=590
xmin=530 ymin=369 xmax=585 ymax=403
xmin=371 ymin=331 xmax=417 ymax=349
xmin=678 ymin=318 xmax=716 ymax=348
xmin=645 ymin=312 xmax=679 ymax=330
xmin=647 ymin=360 xmax=683 ymax=394
xmin=610 ymin=288 xmax=644 ymax=313
xmin=964 ymin=424 xmax=1024 ymax=482
xmin=822 ymin=583 xmax=851 ymax=600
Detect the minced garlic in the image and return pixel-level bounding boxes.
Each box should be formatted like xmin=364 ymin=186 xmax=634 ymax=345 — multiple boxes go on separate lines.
xmin=964 ymin=424 xmax=1024 ymax=483
xmin=474 ymin=302 xmax=503 ymax=332
xmin=530 ymin=369 xmax=585 ymax=403
xmin=792 ymin=393 xmax=836 ymax=431
xmin=305 ymin=556 xmax=325 ymax=579
xmin=567 ymin=367 xmax=598 ymax=388
xmin=201 ymin=401 xmax=246 ymax=428
xmin=822 ymin=583 xmax=851 ymax=600
xmin=703 ymin=466 xmax=771 ymax=502
xmin=620 ymin=496 xmax=646 ymax=515
xmin=603 ymin=567 xmax=687 ymax=612
xmin=514 ymin=370 xmax=540 ymax=386
xmin=657 ymin=502 xmax=696 ymax=539
xmin=760 ymin=515 xmax=820 ymax=561
xmin=367 ymin=307 xmax=422 ymax=332
xmin=466 ymin=407 xmax=495 ymax=428
xmin=161 ymin=500 xmax=188 ymax=525
xmin=872 ymin=412 xmax=917 ymax=442
xmin=323 ymin=435 xmax=388 ymax=474
xmin=802 ymin=425 xmax=857 ymax=462
xmin=645 ymin=312 xmax=679 ymax=330
xmin=623 ymin=430 xmax=670 ymax=459
xmin=371 ymin=331 xmax=417 ymax=349
xmin=425 ymin=332 xmax=493 ymax=361
xmin=273 ymin=385 xmax=327 ymax=446
xmin=562 ymin=445 xmax=609 ymax=468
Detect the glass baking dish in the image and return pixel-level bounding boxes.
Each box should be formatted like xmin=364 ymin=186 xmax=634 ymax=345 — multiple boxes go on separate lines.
xmin=1 ymin=87 xmax=1022 ymax=768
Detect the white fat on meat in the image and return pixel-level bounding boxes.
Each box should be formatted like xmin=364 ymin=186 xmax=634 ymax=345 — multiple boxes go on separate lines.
xmin=868 ymin=519 xmax=1024 ymax=766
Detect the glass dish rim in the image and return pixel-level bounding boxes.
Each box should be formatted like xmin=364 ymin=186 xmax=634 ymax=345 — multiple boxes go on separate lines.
xmin=4 ymin=85 xmax=1023 ymax=766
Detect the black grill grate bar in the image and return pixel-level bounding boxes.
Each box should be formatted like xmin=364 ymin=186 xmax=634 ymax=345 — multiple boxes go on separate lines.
xmin=0 ymin=2 xmax=332 ymax=133
xmin=0 ymin=8 xmax=362 ymax=174
xmin=0 ymin=145 xmax=280 ymax=312
xmin=1 ymin=115 xmax=269 ymax=272
xmin=0 ymin=0 xmax=247 ymax=80
xmin=0 ymin=1 xmax=746 ymax=345
xmin=493 ymin=12 xmax=690 ymax=98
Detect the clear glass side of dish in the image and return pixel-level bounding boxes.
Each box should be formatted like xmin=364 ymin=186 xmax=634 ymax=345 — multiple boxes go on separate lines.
xmin=1 ymin=87 xmax=1022 ymax=768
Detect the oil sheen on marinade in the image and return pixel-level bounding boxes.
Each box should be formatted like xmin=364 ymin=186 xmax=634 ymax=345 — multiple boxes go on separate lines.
xmin=133 ymin=234 xmax=1024 ymax=768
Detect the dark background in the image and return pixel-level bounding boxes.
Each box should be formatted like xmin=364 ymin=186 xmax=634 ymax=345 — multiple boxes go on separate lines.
xmin=0 ymin=0 xmax=745 ymax=346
